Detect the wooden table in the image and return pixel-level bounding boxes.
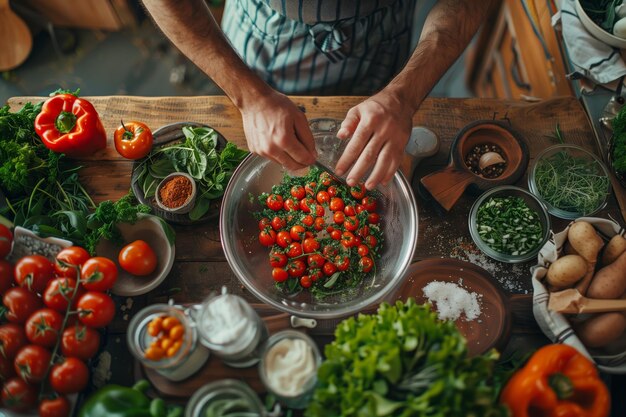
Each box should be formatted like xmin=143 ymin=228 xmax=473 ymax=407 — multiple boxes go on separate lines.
xmin=7 ymin=95 xmax=626 ymax=414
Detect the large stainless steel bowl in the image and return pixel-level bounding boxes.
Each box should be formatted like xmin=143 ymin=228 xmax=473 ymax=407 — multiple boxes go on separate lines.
xmin=220 ymin=119 xmax=418 ymax=318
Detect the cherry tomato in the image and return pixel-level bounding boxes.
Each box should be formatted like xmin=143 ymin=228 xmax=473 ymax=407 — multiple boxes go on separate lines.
xmin=290 ymin=185 xmax=305 ymax=200
xmin=365 ymin=235 xmax=378 ymax=248
xmin=323 ymin=262 xmax=337 ymax=276
xmin=0 ymin=225 xmax=12 ymax=260
xmin=327 ymin=186 xmax=338 ymax=197
xmin=272 ymin=268 xmax=288 ymax=282
xmin=345 ymin=216 xmax=359 ymax=232
xmin=1 ymin=377 xmax=37 ymax=412
xmin=302 ymin=238 xmax=320 ymax=254
xmin=44 ymin=278 xmax=83 ymax=312
xmin=329 ymin=197 xmax=345 ymax=212
xmin=269 ymin=251 xmax=287 ymax=268
xmin=344 ymin=205 xmax=356 ymax=216
xmin=357 ymin=244 xmax=370 ymax=257
xmin=25 ymin=308 xmax=63 ymax=348
xmin=290 ymin=225 xmax=305 ymax=241
xmin=39 ymin=396 xmax=71 ymax=417
xmin=305 ymin=182 xmax=317 ymax=196
xmin=259 ymin=229 xmax=276 ymax=247
xmin=335 ymin=256 xmax=350 ymax=272
xmin=266 ymin=194 xmax=284 ymax=211
xmin=2 ymin=288 xmax=43 ymax=324
xmin=0 ymin=260 xmax=13 ymax=293
xmin=300 ymin=275 xmax=312 ymax=288
xmin=287 ymin=242 xmax=303 ymax=258
xmin=0 ymin=324 xmax=27 ymax=360
xmin=14 ymin=255 xmax=54 ymax=293
xmin=357 ymin=226 xmax=370 ymax=238
xmin=314 ymin=204 xmax=325 ymax=217
xmin=330 ymin=230 xmax=341 ymax=240
xmin=287 ymin=260 xmax=306 ymax=277
xmin=313 ymin=217 xmax=325 ymax=231
xmin=310 ymin=269 xmax=324 ymax=282
xmin=302 ymin=215 xmax=314 ymax=227
xmin=361 ymin=196 xmax=377 ymax=212
xmin=319 ymin=172 xmax=332 ymax=187
xmin=61 ymin=325 xmax=100 ymax=361
xmin=81 ymin=257 xmax=119 ymax=291
xmin=283 ymin=198 xmax=298 ymax=212
xmin=299 ymin=197 xmax=315 ymax=213
xmin=356 ymin=204 xmax=366 ymax=214
xmin=323 ymin=245 xmax=338 ymax=259
xmin=0 ymin=354 xmax=15 ymax=380
xmin=341 ymin=231 xmax=357 ymax=248
xmin=50 ymin=357 xmax=89 ymax=394
xmin=359 ymin=256 xmax=374 ymax=273
xmin=14 ymin=344 xmax=51 ymax=383
xmin=368 ymin=213 xmax=380 ymax=224
xmin=276 ymin=231 xmax=292 ymax=248
xmin=307 ymin=254 xmax=325 ymax=268
xmin=77 ymin=292 xmax=115 ymax=328
xmin=333 ymin=211 xmax=345 ymax=224
xmin=54 ymin=246 xmax=90 ymax=279
xmin=316 ymin=191 xmax=330 ymax=205
xmin=114 ymin=121 xmax=153 ymax=160
xmin=118 ymin=240 xmax=157 ymax=277
xmin=350 ymin=184 xmax=366 ymax=199
xmin=270 ymin=216 xmax=286 ymax=231
xmin=258 ymin=217 xmax=271 ymax=231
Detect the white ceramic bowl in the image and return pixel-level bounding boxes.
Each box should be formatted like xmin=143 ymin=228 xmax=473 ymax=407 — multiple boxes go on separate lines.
xmin=576 ymin=0 xmax=626 ymax=49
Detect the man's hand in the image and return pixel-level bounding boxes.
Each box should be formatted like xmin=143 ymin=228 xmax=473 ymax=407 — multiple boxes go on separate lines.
xmin=241 ymin=91 xmax=317 ymax=171
xmin=335 ymin=91 xmax=414 ymax=189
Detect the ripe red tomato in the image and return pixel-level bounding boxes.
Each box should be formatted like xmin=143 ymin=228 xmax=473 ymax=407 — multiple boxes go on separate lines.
xmin=0 ymin=260 xmax=13 ymax=293
xmin=50 ymin=357 xmax=89 ymax=394
xmin=259 ymin=229 xmax=276 ymax=247
xmin=287 ymin=242 xmax=303 ymax=258
xmin=302 ymin=215 xmax=314 ymax=227
xmin=283 ymin=198 xmax=298 ymax=212
xmin=361 ymin=196 xmax=377 ymax=212
xmin=356 ymin=204 xmax=366 ymax=214
xmin=344 ymin=205 xmax=356 ymax=216
xmin=327 ymin=186 xmax=337 ymax=197
xmin=333 ymin=211 xmax=345 ymax=224
xmin=350 ymin=184 xmax=366 ymax=199
xmin=316 ymin=191 xmax=330 ymax=204
xmin=323 ymin=262 xmax=337 ymax=276
xmin=345 ymin=216 xmax=359 ymax=232
xmin=335 ymin=256 xmax=350 ymax=272
xmin=1 ymin=377 xmax=37 ymax=412
xmin=313 ymin=217 xmax=325 ymax=231
xmin=0 ymin=354 xmax=15 ymax=380
xmin=61 ymin=325 xmax=100 ymax=361
xmin=270 ymin=216 xmax=286 ymax=231
xmin=319 ymin=172 xmax=332 ymax=187
xmin=357 ymin=226 xmax=370 ymax=238
xmin=365 ymin=235 xmax=378 ymax=248
xmin=269 ymin=251 xmax=287 ymax=268
xmin=14 ymin=344 xmax=51 ymax=383
xmin=276 ymin=231 xmax=292 ymax=249
xmin=314 ymin=204 xmax=325 ymax=217
xmin=258 ymin=217 xmax=271 ymax=231
xmin=39 ymin=396 xmax=71 ymax=417
xmin=290 ymin=225 xmax=305 ymax=241
xmin=300 ymin=275 xmax=312 ymax=288
xmin=55 ymin=246 xmax=90 ymax=279
xmin=330 ymin=230 xmax=341 ymax=240
xmin=290 ymin=185 xmax=305 ymax=200
xmin=305 ymin=182 xmax=317 ymax=196
xmin=323 ymin=245 xmax=338 ymax=259
xmin=341 ymin=231 xmax=357 ymax=248
xmin=307 ymin=254 xmax=325 ymax=268
xmin=114 ymin=121 xmax=153 ymax=160
xmin=368 ymin=213 xmax=380 ymax=224
xmin=287 ymin=260 xmax=306 ymax=277
xmin=118 ymin=241 xmax=157 ymax=277
xmin=77 ymin=292 xmax=115 ymax=328
xmin=0 ymin=224 xmax=12 ymax=259
xmin=357 ymin=244 xmax=370 ymax=257
xmin=0 ymin=324 xmax=27 ymax=360
xmin=302 ymin=238 xmax=320 ymax=254
xmin=44 ymin=278 xmax=83 ymax=312
xmin=359 ymin=256 xmax=374 ymax=273
xmin=2 ymin=287 xmax=43 ymax=324
xmin=81 ymin=257 xmax=119 ymax=291
xmin=299 ymin=197 xmax=315 ymax=213
xmin=266 ymin=194 xmax=283 ymax=211
xmin=272 ymin=267 xmax=288 ymax=282
xmin=310 ymin=269 xmax=324 ymax=282
xmin=25 ymin=309 xmax=63 ymax=348
xmin=14 ymin=255 xmax=54 ymax=293
xmin=329 ymin=197 xmax=345 ymax=212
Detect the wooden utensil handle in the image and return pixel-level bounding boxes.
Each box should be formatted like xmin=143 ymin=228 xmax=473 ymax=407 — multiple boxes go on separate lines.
xmin=581 ymin=299 xmax=626 ymax=313
xmin=420 ymin=166 xmax=474 ymax=211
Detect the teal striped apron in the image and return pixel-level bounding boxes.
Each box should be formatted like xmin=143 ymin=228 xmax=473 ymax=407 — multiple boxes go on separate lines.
xmin=221 ymin=0 xmax=417 ymax=95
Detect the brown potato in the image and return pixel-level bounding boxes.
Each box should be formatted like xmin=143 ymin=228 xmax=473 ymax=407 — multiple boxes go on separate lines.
xmin=568 ymin=222 xmax=604 ymax=295
xmin=588 ymin=251 xmax=626 ymax=299
xmin=546 ymin=255 xmax=588 ymax=289
xmin=601 ymin=235 xmax=626 ymax=267
xmin=575 ymin=312 xmax=626 ymax=348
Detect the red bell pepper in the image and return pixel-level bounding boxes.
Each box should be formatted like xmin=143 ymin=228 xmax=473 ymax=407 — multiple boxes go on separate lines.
xmin=34 ymin=94 xmax=107 ymax=157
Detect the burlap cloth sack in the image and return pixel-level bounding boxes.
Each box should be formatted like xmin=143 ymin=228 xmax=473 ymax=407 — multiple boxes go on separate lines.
xmin=532 ymin=217 xmax=626 ymax=374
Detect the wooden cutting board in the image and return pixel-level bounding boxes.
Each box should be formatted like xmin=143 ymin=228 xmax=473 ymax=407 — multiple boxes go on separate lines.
xmin=0 ymin=0 xmax=32 ymax=71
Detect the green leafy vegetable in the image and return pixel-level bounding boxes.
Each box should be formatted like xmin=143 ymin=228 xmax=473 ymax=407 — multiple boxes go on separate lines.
xmin=611 ymin=105 xmax=626 ymax=173
xmin=306 ymin=299 xmax=507 ymax=417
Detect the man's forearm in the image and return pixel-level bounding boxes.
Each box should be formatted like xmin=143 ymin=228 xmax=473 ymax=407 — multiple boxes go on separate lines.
xmin=384 ymin=0 xmax=493 ymax=112
xmin=141 ymin=0 xmax=271 ymax=109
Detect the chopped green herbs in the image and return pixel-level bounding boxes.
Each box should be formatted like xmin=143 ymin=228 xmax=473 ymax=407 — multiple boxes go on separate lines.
xmin=476 ymin=196 xmax=543 ymax=256
xmin=612 ymin=105 xmax=626 ymax=174
xmin=534 ymin=150 xmax=609 ymax=215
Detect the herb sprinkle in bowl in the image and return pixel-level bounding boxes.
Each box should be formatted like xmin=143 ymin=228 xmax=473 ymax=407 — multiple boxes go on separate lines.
xmin=469 ymin=186 xmax=551 ymax=263
xmin=528 ymin=144 xmax=611 ymax=220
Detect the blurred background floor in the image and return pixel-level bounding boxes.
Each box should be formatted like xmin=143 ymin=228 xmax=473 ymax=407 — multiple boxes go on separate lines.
xmin=0 ymin=0 xmax=471 ymax=104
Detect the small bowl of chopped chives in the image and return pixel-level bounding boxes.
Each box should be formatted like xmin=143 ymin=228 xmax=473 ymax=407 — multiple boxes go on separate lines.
xmin=528 ymin=144 xmax=611 ymax=220
xmin=469 ymin=186 xmax=551 ymax=263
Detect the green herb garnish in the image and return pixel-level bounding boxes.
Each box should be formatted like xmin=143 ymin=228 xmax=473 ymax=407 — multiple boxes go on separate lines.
xmin=611 ymin=105 xmax=626 ymax=174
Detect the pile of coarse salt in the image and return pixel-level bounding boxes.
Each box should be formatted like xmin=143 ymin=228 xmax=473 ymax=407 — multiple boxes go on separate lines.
xmin=422 ymin=281 xmax=482 ymax=322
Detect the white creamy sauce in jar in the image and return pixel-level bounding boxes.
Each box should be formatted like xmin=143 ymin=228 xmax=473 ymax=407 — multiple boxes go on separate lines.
xmin=201 ymin=294 xmax=251 ymax=345
xmin=263 ymin=338 xmax=316 ymax=397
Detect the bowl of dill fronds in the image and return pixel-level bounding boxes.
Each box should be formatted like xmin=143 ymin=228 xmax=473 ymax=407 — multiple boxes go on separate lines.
xmin=528 ymin=144 xmax=611 ymax=220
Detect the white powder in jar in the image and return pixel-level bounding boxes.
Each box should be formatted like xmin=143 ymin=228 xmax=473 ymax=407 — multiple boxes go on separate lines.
xmin=422 ymin=281 xmax=482 ymax=321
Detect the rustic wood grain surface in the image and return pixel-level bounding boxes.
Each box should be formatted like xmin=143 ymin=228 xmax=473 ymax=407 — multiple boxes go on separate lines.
xmin=7 ymin=95 xmax=626 ymax=413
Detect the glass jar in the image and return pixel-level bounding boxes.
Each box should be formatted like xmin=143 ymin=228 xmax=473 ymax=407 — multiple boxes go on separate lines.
xmin=185 ymin=379 xmax=266 ymax=417
xmin=259 ymin=330 xmax=321 ymax=409
xmin=127 ymin=304 xmax=209 ymax=381
xmin=194 ymin=291 xmax=268 ymax=368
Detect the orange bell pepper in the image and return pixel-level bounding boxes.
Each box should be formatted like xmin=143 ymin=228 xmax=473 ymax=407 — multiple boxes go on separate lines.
xmin=500 ymin=344 xmax=610 ymax=417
